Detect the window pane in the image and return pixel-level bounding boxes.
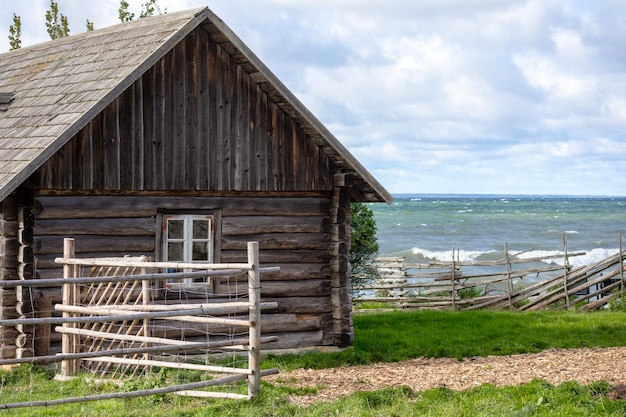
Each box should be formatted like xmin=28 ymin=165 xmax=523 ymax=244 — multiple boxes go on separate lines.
xmin=192 ymin=242 xmax=208 ymax=261
xmin=161 ymin=213 xmax=215 ymax=288
xmin=167 ymin=219 xmax=184 ymax=239
xmin=193 ymin=220 xmax=209 ymax=239
xmin=167 ymin=242 xmax=184 ymax=262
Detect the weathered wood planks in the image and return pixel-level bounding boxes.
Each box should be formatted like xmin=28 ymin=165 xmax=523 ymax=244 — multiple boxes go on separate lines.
xmin=36 ymin=27 xmax=334 ymax=194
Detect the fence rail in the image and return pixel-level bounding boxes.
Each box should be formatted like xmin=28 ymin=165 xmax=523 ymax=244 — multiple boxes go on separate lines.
xmin=355 ymin=236 xmax=626 ymax=312
xmin=0 ymin=239 xmax=278 ymax=410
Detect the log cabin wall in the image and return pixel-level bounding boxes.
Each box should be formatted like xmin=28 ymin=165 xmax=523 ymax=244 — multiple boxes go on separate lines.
xmin=32 ymin=193 xmax=334 ymax=351
xmin=330 ymin=175 xmax=354 ymax=347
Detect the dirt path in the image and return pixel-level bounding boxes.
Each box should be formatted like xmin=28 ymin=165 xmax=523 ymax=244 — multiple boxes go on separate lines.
xmin=265 ymin=347 xmax=626 ymax=406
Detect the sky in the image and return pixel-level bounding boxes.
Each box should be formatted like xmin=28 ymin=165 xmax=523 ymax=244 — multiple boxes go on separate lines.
xmin=1 ymin=1 xmax=626 ymax=196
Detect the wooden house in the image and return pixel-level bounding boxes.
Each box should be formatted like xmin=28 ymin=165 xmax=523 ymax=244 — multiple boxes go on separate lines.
xmin=0 ymin=7 xmax=392 ymax=359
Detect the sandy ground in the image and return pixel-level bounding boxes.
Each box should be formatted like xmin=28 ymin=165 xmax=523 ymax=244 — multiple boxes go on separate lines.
xmin=265 ymin=347 xmax=626 ymax=406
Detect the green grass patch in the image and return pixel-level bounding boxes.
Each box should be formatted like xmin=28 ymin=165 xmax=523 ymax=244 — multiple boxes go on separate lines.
xmin=3 ymin=375 xmax=624 ymax=416
xmin=354 ymin=301 xmax=398 ymax=310
xmin=263 ymin=310 xmax=626 ymax=370
xmin=2 ymin=310 xmax=626 ymax=416
xmin=298 ymin=380 xmax=626 ymax=417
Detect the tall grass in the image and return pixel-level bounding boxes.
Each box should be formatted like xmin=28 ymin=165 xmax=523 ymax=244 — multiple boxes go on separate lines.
xmin=263 ymin=309 xmax=626 ymax=370
xmin=2 ymin=310 xmax=626 ymax=416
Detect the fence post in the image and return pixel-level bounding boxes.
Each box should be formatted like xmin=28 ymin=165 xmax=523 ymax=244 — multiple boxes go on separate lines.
xmin=61 ymin=238 xmax=77 ymax=377
xmin=504 ymin=243 xmax=513 ymax=310
xmin=617 ymin=232 xmax=624 ymax=297
xmin=141 ymin=261 xmax=151 ymax=365
xmin=450 ymin=245 xmax=457 ymax=310
xmin=247 ymin=242 xmax=261 ymax=399
xmin=562 ymin=234 xmax=570 ymax=309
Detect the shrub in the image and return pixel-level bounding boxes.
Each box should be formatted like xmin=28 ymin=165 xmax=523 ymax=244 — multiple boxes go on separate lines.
xmin=350 ymin=202 xmax=381 ymax=297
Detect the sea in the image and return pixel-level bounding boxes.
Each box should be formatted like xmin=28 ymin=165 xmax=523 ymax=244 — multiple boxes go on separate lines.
xmin=369 ymin=194 xmax=626 ymax=271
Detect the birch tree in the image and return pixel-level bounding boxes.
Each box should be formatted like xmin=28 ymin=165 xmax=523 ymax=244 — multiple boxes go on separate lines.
xmin=45 ymin=1 xmax=70 ymax=39
xmin=8 ymin=13 xmax=21 ymax=50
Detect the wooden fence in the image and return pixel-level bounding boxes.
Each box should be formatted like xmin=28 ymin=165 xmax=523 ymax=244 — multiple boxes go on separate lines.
xmin=355 ymin=239 xmax=626 ymax=312
xmin=0 ymin=239 xmax=278 ymax=410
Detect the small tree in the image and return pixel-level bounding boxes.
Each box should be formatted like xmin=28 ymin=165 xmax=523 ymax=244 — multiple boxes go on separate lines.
xmin=118 ymin=0 xmax=135 ymax=22
xmin=45 ymin=1 xmax=70 ymax=39
xmin=139 ymin=0 xmax=166 ymax=18
xmin=119 ymin=0 xmax=165 ymax=22
xmin=8 ymin=13 xmax=21 ymax=50
xmin=86 ymin=19 xmax=94 ymax=31
xmin=350 ymin=202 xmax=380 ymax=297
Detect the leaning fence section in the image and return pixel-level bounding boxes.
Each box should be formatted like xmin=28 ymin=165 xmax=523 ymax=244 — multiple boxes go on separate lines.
xmin=0 ymin=239 xmax=278 ymax=410
xmin=355 ymin=236 xmax=626 ymax=312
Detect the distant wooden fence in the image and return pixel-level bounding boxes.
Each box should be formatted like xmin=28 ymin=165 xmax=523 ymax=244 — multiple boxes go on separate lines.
xmin=355 ymin=238 xmax=626 ymax=312
xmin=0 ymin=239 xmax=278 ymax=410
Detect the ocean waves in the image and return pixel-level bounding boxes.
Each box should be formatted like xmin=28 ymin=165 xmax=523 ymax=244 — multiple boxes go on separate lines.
xmin=407 ymin=247 xmax=497 ymax=263
xmin=372 ymin=195 xmax=626 ymax=269
xmin=400 ymin=247 xmax=620 ymax=268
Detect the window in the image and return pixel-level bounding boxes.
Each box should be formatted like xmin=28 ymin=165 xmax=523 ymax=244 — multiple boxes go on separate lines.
xmin=162 ymin=214 xmax=214 ymax=287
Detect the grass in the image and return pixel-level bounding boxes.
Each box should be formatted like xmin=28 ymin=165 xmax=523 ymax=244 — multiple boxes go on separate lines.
xmin=298 ymin=380 xmax=626 ymax=417
xmin=2 ymin=310 xmax=626 ymax=416
xmin=353 ymin=301 xmax=398 ymax=310
xmin=263 ymin=309 xmax=626 ymax=369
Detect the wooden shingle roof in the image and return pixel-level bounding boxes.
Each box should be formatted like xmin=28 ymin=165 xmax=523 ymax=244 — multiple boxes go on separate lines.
xmin=0 ymin=7 xmax=392 ymax=203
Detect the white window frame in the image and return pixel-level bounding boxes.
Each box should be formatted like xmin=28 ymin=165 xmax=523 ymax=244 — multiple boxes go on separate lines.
xmin=162 ymin=213 xmax=214 ymax=288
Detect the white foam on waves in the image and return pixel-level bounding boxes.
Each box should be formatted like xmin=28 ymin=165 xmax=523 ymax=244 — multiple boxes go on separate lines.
xmin=410 ymin=247 xmax=496 ymax=263
xmin=409 ymin=247 xmax=620 ymax=268
xmin=516 ymin=248 xmax=619 ymax=268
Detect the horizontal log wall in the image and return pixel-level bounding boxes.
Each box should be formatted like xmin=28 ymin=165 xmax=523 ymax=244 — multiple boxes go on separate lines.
xmin=36 ymin=27 xmax=334 ymax=193
xmin=33 ymin=193 xmax=334 ymax=350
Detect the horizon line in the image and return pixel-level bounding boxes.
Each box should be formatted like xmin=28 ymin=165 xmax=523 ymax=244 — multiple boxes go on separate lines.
xmin=391 ymin=193 xmax=626 ymax=198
